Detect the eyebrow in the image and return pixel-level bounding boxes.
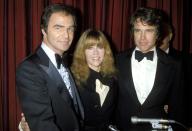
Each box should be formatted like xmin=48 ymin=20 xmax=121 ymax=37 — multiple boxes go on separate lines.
xmin=53 ymin=25 xmax=64 ymax=28
xmin=53 ymin=24 xmax=75 ymax=28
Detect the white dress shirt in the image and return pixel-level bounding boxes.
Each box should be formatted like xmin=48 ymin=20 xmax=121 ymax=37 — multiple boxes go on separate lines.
xmin=131 ymin=47 xmax=158 ymax=104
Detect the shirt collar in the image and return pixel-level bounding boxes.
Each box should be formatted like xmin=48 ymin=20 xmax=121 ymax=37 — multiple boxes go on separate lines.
xmin=41 ymin=42 xmax=57 ymax=68
xmin=165 ymin=47 xmax=169 ymax=54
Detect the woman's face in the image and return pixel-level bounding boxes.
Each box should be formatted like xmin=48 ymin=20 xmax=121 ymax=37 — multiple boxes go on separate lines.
xmin=85 ymin=45 xmax=105 ymax=72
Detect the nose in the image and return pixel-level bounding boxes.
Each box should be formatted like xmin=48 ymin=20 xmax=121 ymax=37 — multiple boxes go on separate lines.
xmin=140 ymin=30 xmax=146 ymax=40
xmin=93 ymin=47 xmax=99 ymax=54
xmin=62 ymin=29 xmax=69 ymax=39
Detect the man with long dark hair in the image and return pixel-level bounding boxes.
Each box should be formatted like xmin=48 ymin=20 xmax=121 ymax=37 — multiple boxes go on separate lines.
xmin=116 ymin=7 xmax=184 ymax=131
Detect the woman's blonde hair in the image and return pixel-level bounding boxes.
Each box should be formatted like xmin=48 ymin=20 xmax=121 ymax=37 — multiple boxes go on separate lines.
xmin=71 ymin=29 xmax=116 ymax=86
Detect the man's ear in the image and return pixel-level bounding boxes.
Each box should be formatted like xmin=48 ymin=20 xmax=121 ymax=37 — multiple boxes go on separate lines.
xmin=41 ymin=29 xmax=46 ymax=36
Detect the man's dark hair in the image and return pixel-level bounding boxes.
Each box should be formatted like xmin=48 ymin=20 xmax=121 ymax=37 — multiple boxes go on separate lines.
xmin=130 ymin=7 xmax=163 ymax=40
xmin=160 ymin=10 xmax=174 ymax=40
xmin=41 ymin=4 xmax=77 ymax=32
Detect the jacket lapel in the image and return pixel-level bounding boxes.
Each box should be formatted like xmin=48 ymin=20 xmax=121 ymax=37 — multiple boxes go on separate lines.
xmin=122 ymin=51 xmax=141 ymax=106
xmin=67 ymin=68 xmax=84 ymax=120
xmin=36 ymin=47 xmax=72 ymax=98
xmin=142 ymin=48 xmax=172 ymax=107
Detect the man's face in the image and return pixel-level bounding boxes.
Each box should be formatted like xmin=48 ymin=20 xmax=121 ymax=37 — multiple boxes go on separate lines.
xmin=133 ymin=19 xmax=158 ymax=53
xmin=160 ymin=33 xmax=172 ymax=51
xmin=42 ymin=12 xmax=75 ymax=55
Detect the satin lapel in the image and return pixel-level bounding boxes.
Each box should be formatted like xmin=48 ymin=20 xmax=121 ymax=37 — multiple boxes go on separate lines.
xmin=40 ymin=61 xmax=65 ymax=90
xmin=36 ymin=48 xmax=72 ymax=102
xmin=66 ymin=68 xmax=84 ymax=120
xmin=142 ymin=49 xmax=171 ymax=107
xmin=129 ymin=59 xmax=142 ymax=106
xmin=121 ymin=52 xmax=141 ymax=106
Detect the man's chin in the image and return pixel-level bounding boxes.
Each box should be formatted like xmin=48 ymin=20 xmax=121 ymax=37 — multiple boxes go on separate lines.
xmin=62 ymin=47 xmax=70 ymax=52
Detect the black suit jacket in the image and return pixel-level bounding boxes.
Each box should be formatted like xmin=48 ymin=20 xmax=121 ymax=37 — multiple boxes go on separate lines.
xmin=116 ymin=48 xmax=184 ymax=131
xmin=187 ymin=54 xmax=192 ymax=127
xmin=16 ymin=47 xmax=84 ymax=131
xmin=168 ymin=47 xmax=182 ymax=61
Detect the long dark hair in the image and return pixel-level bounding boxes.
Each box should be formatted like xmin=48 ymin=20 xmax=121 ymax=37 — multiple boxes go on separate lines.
xmin=130 ymin=7 xmax=163 ymax=40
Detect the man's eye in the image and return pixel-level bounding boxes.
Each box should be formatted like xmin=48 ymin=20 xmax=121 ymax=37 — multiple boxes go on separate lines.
xmin=146 ymin=29 xmax=155 ymax=32
xmin=55 ymin=27 xmax=60 ymax=30
xmin=134 ymin=29 xmax=140 ymax=33
xmin=67 ymin=27 xmax=75 ymax=33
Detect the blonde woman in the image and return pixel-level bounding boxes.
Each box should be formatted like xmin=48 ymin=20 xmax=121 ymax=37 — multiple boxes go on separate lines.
xmin=71 ymin=29 xmax=118 ymax=131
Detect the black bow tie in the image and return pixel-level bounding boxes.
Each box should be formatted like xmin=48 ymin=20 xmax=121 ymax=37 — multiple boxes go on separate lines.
xmin=135 ymin=50 xmax=154 ymax=62
xmin=55 ymin=54 xmax=64 ymax=69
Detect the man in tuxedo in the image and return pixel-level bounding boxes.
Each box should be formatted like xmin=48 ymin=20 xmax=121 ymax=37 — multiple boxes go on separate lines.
xmin=116 ymin=7 xmax=184 ymax=131
xmin=16 ymin=4 xmax=84 ymax=131
xmin=158 ymin=12 xmax=183 ymax=61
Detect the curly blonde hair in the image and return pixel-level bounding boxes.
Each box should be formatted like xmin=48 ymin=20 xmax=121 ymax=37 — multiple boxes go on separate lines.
xmin=71 ymin=29 xmax=116 ymax=86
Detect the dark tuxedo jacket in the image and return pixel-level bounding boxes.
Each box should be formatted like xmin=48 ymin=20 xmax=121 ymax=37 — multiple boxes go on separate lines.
xmin=16 ymin=47 xmax=84 ymax=131
xmin=187 ymin=54 xmax=192 ymax=127
xmin=116 ymin=47 xmax=184 ymax=131
xmin=168 ymin=47 xmax=192 ymax=127
xmin=168 ymin=47 xmax=182 ymax=61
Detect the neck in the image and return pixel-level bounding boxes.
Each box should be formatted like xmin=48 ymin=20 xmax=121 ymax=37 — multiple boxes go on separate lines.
xmin=89 ymin=66 xmax=100 ymax=72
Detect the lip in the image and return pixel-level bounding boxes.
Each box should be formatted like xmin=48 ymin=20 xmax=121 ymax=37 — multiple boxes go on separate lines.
xmin=139 ymin=42 xmax=148 ymax=45
xmin=92 ymin=58 xmax=100 ymax=60
xmin=58 ymin=41 xmax=69 ymax=43
xmin=91 ymin=57 xmax=101 ymax=61
xmin=58 ymin=41 xmax=70 ymax=45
